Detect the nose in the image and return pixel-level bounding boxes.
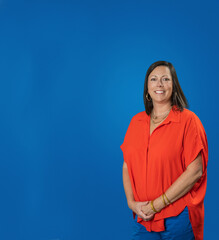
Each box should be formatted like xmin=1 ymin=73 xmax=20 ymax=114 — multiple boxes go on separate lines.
xmin=157 ymin=78 xmax=164 ymax=87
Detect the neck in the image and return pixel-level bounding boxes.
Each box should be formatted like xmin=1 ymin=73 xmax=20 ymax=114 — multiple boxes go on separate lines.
xmin=152 ymin=102 xmax=172 ymax=115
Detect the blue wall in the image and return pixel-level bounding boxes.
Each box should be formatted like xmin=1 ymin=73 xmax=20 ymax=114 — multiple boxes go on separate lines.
xmin=0 ymin=0 xmax=218 ymax=239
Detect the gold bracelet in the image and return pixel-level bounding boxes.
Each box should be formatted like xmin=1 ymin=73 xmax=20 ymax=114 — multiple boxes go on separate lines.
xmin=150 ymin=200 xmax=159 ymax=213
xmin=164 ymin=192 xmax=171 ymax=204
xmin=162 ymin=194 xmax=167 ymax=207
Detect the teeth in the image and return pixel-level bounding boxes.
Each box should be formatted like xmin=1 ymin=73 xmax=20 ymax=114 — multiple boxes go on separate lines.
xmin=155 ymin=91 xmax=164 ymax=93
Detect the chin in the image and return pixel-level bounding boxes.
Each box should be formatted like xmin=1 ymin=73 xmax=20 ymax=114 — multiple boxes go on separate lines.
xmin=152 ymin=98 xmax=172 ymax=104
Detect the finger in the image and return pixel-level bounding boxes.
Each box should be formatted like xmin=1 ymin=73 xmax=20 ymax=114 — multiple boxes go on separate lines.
xmin=143 ymin=217 xmax=153 ymax=222
xmin=139 ymin=211 xmax=147 ymax=220
xmin=144 ymin=214 xmax=154 ymax=221
xmin=141 ymin=201 xmax=149 ymax=205
xmin=138 ymin=213 xmax=147 ymax=219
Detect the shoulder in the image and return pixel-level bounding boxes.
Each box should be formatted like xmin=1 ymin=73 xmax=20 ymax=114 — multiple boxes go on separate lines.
xmin=180 ymin=108 xmax=202 ymax=123
xmin=122 ymin=111 xmax=147 ymax=145
xmin=131 ymin=111 xmax=148 ymax=124
xmin=180 ymin=108 xmax=205 ymax=132
xmin=132 ymin=110 xmax=147 ymax=119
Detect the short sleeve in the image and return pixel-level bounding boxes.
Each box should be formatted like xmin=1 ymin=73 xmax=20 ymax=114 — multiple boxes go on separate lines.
xmin=120 ymin=116 xmax=135 ymax=162
xmin=183 ymin=114 xmax=208 ymax=172
xmin=183 ymin=113 xmax=208 ymax=206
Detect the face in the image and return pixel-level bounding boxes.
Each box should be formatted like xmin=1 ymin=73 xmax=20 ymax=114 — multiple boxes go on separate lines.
xmin=147 ymin=66 xmax=173 ymax=105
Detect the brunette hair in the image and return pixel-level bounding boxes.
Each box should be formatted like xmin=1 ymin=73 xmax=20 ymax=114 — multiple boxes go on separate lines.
xmin=143 ymin=60 xmax=188 ymax=115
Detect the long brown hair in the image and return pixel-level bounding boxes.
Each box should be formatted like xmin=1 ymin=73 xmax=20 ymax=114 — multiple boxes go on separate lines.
xmin=143 ymin=60 xmax=188 ymax=115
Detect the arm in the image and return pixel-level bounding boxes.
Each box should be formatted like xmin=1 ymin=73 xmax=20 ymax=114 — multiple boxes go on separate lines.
xmin=142 ymin=152 xmax=203 ymax=215
xmin=122 ymin=161 xmax=154 ymax=221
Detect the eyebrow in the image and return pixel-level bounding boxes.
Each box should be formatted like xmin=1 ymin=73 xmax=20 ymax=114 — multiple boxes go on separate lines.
xmin=150 ymin=75 xmax=169 ymax=78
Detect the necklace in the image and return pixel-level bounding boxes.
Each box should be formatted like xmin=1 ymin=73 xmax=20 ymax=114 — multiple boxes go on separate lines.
xmin=151 ymin=107 xmax=172 ymax=124
xmin=152 ymin=107 xmax=172 ymax=119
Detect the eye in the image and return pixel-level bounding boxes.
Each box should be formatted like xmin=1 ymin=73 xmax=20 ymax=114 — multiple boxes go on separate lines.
xmin=150 ymin=78 xmax=156 ymax=81
xmin=163 ymin=78 xmax=170 ymax=81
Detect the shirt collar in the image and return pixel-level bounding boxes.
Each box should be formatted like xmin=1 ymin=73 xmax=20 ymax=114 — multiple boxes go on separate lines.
xmin=144 ymin=105 xmax=181 ymax=124
xmin=165 ymin=105 xmax=181 ymax=123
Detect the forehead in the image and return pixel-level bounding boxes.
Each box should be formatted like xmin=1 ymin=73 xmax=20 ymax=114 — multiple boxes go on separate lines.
xmin=149 ymin=66 xmax=171 ymax=77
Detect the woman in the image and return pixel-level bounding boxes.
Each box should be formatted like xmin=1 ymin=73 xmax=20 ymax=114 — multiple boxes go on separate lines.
xmin=120 ymin=61 xmax=208 ymax=240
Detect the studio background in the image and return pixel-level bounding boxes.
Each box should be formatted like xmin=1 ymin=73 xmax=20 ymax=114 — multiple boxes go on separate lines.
xmin=0 ymin=0 xmax=218 ymax=239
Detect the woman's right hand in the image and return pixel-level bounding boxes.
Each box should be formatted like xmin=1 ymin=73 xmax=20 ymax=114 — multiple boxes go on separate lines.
xmin=128 ymin=200 xmax=154 ymax=221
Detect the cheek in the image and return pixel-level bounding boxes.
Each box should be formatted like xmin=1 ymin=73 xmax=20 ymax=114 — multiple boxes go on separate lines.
xmin=167 ymin=88 xmax=173 ymax=97
xmin=148 ymin=82 xmax=155 ymax=89
xmin=147 ymin=83 xmax=152 ymax=92
xmin=166 ymin=83 xmax=173 ymax=91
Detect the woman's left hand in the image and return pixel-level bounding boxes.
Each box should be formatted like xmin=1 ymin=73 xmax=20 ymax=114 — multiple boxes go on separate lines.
xmin=141 ymin=201 xmax=156 ymax=219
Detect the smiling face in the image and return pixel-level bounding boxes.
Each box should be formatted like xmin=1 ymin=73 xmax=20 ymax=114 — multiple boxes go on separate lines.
xmin=147 ymin=66 xmax=173 ymax=105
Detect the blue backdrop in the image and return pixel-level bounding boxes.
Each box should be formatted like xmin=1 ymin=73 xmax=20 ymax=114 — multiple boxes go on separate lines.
xmin=0 ymin=0 xmax=218 ymax=239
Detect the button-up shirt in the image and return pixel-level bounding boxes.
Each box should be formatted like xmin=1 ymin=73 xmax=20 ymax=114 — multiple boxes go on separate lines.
xmin=120 ymin=106 xmax=208 ymax=240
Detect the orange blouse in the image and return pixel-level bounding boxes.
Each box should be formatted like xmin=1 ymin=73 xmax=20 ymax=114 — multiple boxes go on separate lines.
xmin=120 ymin=106 xmax=208 ymax=240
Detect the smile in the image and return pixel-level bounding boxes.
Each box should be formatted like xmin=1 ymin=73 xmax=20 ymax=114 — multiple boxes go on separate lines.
xmin=155 ymin=91 xmax=165 ymax=94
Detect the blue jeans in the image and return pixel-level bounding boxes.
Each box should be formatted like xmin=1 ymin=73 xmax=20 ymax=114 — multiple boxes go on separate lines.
xmin=131 ymin=207 xmax=195 ymax=240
